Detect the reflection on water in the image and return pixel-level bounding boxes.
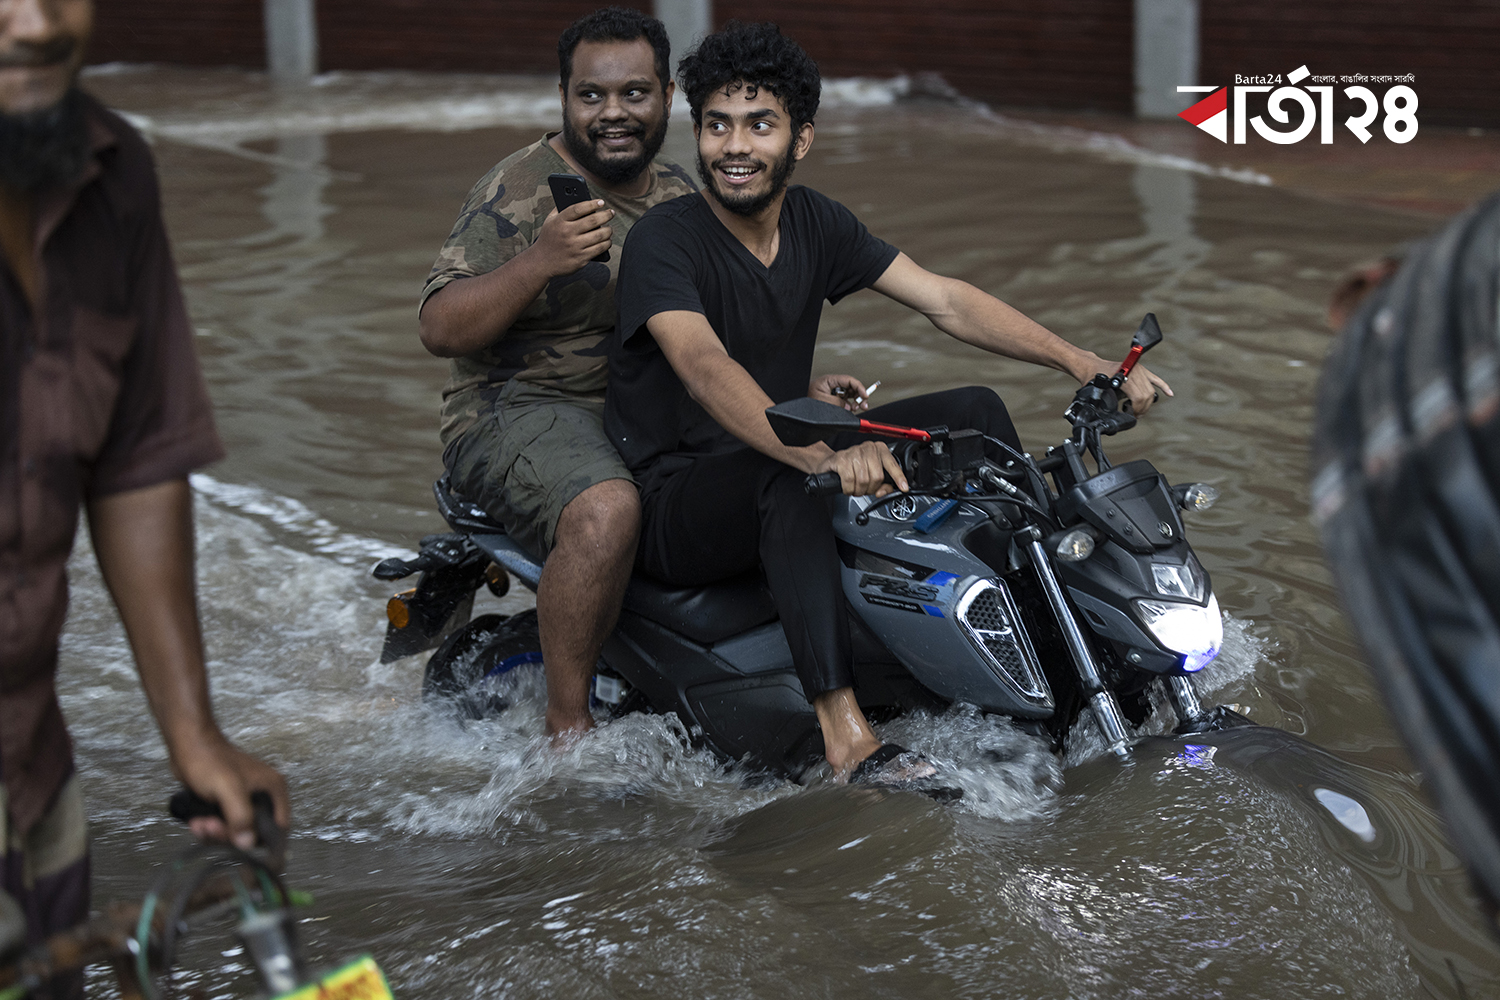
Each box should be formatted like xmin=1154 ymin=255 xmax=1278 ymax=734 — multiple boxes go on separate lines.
xmin=1131 ymin=164 xmax=1211 ymax=281
xmin=260 ymin=134 xmax=330 ymax=243
xmin=61 ymin=69 xmax=1498 ymax=998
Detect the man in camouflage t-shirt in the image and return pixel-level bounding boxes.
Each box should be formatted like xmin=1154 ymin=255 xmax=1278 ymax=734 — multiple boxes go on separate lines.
xmin=419 ymin=8 xmax=695 ymax=738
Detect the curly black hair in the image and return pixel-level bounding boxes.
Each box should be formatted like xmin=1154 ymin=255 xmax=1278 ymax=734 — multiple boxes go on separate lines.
xmin=677 ymin=21 xmax=821 ymax=130
xmin=557 ymin=7 xmax=672 ymax=91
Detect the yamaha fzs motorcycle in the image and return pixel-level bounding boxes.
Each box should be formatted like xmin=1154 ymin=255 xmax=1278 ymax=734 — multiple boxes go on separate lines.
xmin=374 ymin=315 xmax=1247 ymax=775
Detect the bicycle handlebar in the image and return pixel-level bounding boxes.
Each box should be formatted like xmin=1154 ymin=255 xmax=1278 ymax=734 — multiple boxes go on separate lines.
xmin=169 ymin=788 xmax=286 ymax=870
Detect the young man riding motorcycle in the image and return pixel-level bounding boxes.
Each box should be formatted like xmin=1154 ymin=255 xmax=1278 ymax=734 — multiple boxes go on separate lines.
xmin=417 ymin=8 xmax=696 ymax=741
xmin=605 ymin=22 xmax=1171 ymax=789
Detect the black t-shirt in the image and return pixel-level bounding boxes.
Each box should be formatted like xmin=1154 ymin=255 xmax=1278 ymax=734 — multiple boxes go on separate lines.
xmin=607 ymin=186 xmax=899 ymax=494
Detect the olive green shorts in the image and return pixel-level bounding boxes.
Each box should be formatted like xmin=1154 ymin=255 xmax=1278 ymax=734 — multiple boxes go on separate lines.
xmin=444 ymin=381 xmax=634 ymax=560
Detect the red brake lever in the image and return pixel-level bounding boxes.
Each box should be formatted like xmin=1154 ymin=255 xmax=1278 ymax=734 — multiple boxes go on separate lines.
xmin=858 ymin=419 xmax=932 ymax=442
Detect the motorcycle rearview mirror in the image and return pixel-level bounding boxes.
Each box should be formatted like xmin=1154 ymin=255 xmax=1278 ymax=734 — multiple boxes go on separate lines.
xmin=1111 ymin=313 xmax=1164 ymax=389
xmin=765 ymin=398 xmax=862 ymax=446
xmin=1132 ymin=313 xmax=1163 ymax=354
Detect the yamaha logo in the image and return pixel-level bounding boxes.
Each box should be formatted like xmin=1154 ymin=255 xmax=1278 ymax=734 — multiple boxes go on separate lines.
xmin=889 ymin=495 xmax=919 ymax=521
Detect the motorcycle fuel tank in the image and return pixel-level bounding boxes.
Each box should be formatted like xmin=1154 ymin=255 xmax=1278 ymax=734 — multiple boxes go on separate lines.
xmin=833 ymin=496 xmax=1055 ymax=718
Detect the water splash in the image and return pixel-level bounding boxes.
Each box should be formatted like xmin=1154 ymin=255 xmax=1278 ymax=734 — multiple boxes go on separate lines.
xmin=190 ymin=472 xmax=410 ymax=567
xmin=94 ymin=66 xmax=1271 ymax=189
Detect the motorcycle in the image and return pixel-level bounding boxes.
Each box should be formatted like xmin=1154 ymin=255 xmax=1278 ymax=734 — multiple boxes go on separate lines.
xmin=373 ymin=314 xmax=1247 ymax=777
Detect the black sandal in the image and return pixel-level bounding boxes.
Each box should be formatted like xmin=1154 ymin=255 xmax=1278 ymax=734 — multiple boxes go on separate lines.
xmin=848 ymin=744 xmax=963 ymax=802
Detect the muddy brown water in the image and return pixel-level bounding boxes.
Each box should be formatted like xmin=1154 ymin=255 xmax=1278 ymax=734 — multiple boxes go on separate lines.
xmin=57 ymin=67 xmax=1500 ymax=998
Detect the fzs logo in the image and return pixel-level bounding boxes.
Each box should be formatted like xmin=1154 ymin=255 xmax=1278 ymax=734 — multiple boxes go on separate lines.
xmin=1178 ymin=64 xmax=1418 ymax=145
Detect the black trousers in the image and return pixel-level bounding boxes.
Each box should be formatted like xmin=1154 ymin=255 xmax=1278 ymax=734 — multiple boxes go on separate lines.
xmin=636 ymin=386 xmax=1021 ymax=700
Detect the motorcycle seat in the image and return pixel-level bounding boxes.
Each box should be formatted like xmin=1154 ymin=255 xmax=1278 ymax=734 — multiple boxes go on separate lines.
xmin=436 ymin=477 xmax=778 ymax=646
xmin=621 ymin=572 xmax=778 ymax=646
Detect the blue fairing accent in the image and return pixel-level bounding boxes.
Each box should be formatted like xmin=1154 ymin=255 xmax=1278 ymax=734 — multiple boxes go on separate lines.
xmin=484 ymin=651 xmax=544 ymax=679
xmin=922 ymin=604 xmax=945 ymax=617
xmin=915 ymin=499 xmax=958 ymax=533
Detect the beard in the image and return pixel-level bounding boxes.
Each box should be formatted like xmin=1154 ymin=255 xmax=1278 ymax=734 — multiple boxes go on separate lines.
xmin=560 ymin=106 xmax=669 ymax=186
xmin=696 ymin=135 xmax=798 ymax=218
xmin=0 ymin=87 xmax=90 ymax=193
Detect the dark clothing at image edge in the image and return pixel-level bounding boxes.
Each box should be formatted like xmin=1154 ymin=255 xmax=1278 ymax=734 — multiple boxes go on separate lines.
xmin=0 ymin=94 xmax=222 ymax=835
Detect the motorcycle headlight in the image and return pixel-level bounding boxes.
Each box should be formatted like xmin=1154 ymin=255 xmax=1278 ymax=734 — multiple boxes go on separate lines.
xmin=1136 ymin=593 xmax=1222 ymax=672
xmin=1151 ymin=558 xmax=1206 ymax=602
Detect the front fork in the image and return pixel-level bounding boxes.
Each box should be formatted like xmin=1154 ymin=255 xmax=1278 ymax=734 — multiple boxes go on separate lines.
xmin=1023 ymin=534 xmax=1207 ymax=756
xmin=1024 ymin=535 xmax=1132 ymax=757
xmin=1167 ymin=674 xmax=1206 ymax=725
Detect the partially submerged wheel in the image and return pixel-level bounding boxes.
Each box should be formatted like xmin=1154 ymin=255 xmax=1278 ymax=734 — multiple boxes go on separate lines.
xmin=423 ymin=610 xmax=542 ymax=718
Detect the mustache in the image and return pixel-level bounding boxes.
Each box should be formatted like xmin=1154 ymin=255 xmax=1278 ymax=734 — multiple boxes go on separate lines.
xmin=588 ymin=123 xmax=644 ymax=140
xmin=0 ymin=37 xmax=77 ymax=70
xmin=712 ymin=156 xmax=766 ymax=171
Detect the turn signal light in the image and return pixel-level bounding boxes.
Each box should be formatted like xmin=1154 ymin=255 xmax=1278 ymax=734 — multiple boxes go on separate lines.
xmin=1055 ymin=528 xmax=1095 ymax=562
xmin=485 ymin=563 xmax=510 ymax=598
xmin=1175 ymin=483 xmax=1220 ymax=512
xmin=386 ymin=590 xmax=414 ymax=629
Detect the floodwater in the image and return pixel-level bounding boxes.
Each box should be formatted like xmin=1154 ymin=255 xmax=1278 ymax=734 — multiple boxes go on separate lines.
xmin=59 ymin=66 xmax=1500 ymax=997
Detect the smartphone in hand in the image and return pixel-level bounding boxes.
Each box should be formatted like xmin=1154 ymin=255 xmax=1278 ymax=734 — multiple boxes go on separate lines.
xmin=547 ymin=172 xmax=610 ymax=263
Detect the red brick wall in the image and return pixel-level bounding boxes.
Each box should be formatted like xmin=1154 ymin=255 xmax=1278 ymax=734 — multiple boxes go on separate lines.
xmin=84 ymin=0 xmax=1133 ymax=110
xmin=1200 ymin=0 xmax=1500 ymax=127
xmin=84 ymin=1 xmax=1499 ymax=125
xmin=90 ymin=0 xmax=265 ymax=67
xmin=715 ymin=0 xmax=1134 ymax=113
xmin=315 ymin=0 xmax=651 ymax=73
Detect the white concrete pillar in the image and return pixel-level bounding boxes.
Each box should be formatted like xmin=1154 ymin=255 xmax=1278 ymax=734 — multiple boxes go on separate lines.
xmin=654 ymin=0 xmax=711 ymax=76
xmin=1134 ymin=0 xmax=1197 ymax=119
xmin=265 ymin=0 xmax=319 ymax=82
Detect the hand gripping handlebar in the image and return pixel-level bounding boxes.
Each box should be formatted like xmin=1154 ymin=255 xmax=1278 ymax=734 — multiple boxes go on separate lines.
xmin=804 ymin=471 xmax=844 ymax=496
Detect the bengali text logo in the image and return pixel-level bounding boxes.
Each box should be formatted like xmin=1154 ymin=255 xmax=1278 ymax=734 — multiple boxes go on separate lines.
xmin=1177 ymin=65 xmax=1417 ymax=145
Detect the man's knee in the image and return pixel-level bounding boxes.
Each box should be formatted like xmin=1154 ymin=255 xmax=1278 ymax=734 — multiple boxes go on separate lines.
xmin=556 ymin=479 xmax=640 ymax=553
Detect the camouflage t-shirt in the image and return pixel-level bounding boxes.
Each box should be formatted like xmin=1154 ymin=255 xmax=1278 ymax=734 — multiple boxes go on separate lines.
xmin=421 ymin=135 xmax=696 ymax=445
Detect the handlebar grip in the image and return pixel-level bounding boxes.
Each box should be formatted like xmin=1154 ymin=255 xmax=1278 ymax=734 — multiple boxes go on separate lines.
xmin=170 ymin=788 xmax=283 ymax=856
xmin=804 ymin=471 xmax=844 ymax=497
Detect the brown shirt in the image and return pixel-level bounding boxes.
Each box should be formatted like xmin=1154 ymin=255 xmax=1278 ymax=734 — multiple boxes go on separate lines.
xmin=0 ymin=94 xmax=223 ymax=833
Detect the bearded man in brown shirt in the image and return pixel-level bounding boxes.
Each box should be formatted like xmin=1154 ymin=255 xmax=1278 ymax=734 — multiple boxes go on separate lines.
xmin=0 ymin=0 xmax=288 ymax=979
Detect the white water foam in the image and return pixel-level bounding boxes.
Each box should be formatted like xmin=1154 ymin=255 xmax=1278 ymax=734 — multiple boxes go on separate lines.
xmin=392 ymin=666 xmax=795 ymax=839
xmin=101 ymin=67 xmax=1270 ymax=188
xmin=189 ymin=472 xmax=410 ymax=567
xmin=109 ymin=72 xmax=908 ymax=149
xmin=180 ymin=476 xmax=1061 ymax=828
xmin=64 ymin=474 xmax=1271 ymax=840
xmin=971 ymin=108 xmax=1272 ymax=186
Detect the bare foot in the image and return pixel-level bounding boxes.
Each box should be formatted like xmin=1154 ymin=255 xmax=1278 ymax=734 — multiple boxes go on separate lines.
xmin=813 ymin=686 xmax=882 ymax=775
xmin=545 ymin=710 xmax=594 ymax=748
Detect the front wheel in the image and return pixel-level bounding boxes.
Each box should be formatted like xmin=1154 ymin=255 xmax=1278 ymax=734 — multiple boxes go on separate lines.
xmin=423 ymin=610 xmax=542 ymax=718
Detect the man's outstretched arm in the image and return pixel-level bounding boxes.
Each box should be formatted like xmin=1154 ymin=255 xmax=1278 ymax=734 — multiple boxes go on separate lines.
xmin=87 ymin=478 xmax=289 ymax=848
xmin=646 ymin=311 xmax=905 ymax=496
xmin=870 ymin=252 xmax=1173 ymax=413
